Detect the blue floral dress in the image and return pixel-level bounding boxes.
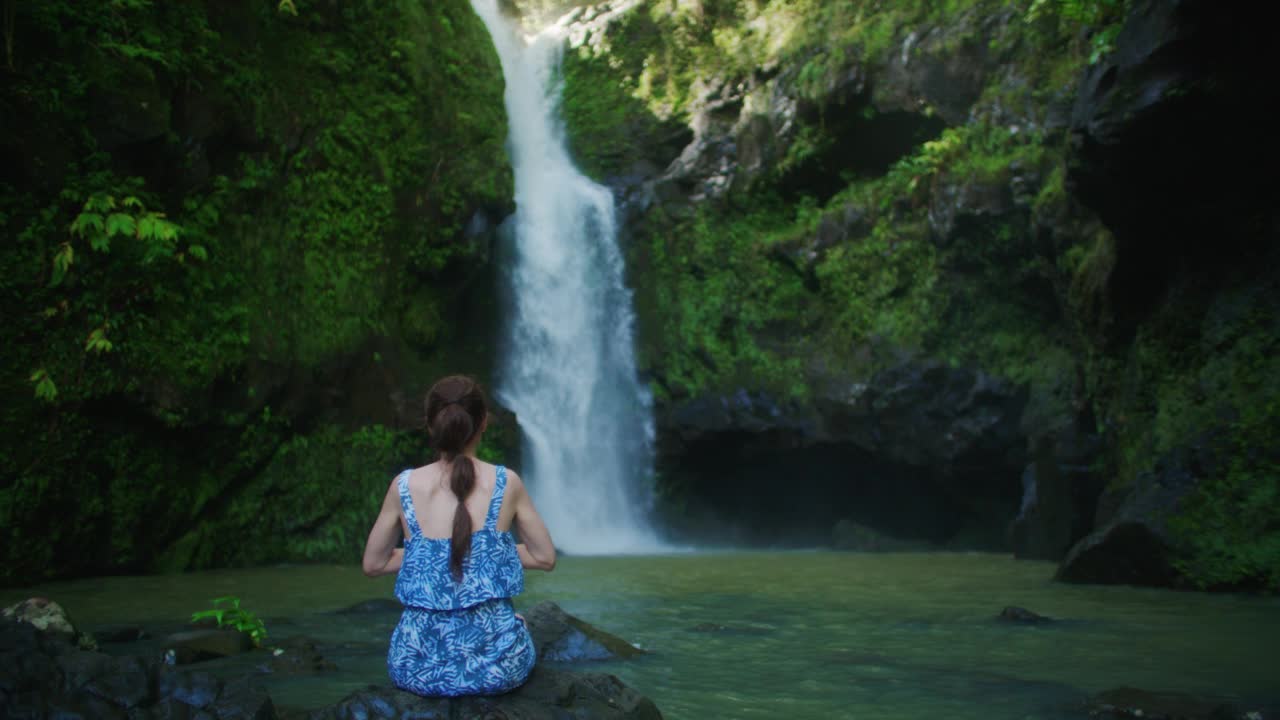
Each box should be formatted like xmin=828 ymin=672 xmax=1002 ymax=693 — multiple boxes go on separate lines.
xmin=388 ymin=465 xmax=535 ymax=696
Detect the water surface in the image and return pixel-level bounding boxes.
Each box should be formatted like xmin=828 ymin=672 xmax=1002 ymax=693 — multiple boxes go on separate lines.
xmin=4 ymin=552 xmax=1276 ymax=719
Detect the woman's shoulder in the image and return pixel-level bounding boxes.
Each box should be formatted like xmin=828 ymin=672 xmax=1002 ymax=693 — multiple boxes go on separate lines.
xmin=471 ymin=458 xmax=518 ymax=475
xmin=501 ymin=467 xmax=525 ymax=496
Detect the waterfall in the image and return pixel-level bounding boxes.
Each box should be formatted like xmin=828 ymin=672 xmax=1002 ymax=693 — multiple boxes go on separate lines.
xmin=470 ymin=0 xmax=663 ymax=553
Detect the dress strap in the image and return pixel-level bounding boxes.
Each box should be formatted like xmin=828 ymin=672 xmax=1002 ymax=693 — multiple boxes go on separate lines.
xmin=484 ymin=466 xmax=507 ymax=531
xmin=396 ymin=469 xmax=419 ymax=539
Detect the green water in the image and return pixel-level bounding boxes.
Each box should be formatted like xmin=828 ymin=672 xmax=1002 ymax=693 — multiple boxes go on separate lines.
xmin=3 ymin=552 xmax=1277 ymax=719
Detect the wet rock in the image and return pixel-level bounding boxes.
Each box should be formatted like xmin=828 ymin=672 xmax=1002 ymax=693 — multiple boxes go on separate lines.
xmin=658 ymin=360 xmax=1028 ymax=548
xmin=1057 ymin=440 xmax=1212 ymax=587
xmin=1088 ymin=686 xmax=1264 ymax=720
xmin=524 ymin=601 xmax=646 ymax=661
xmin=267 ymin=636 xmax=337 ymax=675
xmin=662 ymin=360 xmax=1026 ymax=471
xmin=93 ymin=625 xmax=149 ymax=644
xmin=306 ymin=665 xmax=662 ymax=720
xmin=2 ymin=597 xmax=96 ymax=651
xmin=825 ymin=361 xmax=1028 ymax=471
xmin=927 ymin=174 xmax=1016 ymax=243
xmin=2 ymin=597 xmax=76 ymax=637
xmin=876 ymin=12 xmax=1006 ymax=125
xmin=1069 ymin=0 xmax=1278 ymax=335
xmin=997 ymin=606 xmax=1053 ymax=624
xmin=0 ymin=618 xmax=277 ymax=720
xmin=162 ymin=628 xmax=255 ymax=664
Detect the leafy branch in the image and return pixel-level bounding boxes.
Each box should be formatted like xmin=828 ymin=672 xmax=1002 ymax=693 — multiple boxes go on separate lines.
xmin=29 ymin=190 xmax=193 ymax=402
xmin=190 ymin=595 xmax=268 ymax=647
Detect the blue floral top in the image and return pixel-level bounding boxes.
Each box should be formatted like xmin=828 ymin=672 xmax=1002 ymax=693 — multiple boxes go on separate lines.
xmin=394 ymin=465 xmax=524 ymax=610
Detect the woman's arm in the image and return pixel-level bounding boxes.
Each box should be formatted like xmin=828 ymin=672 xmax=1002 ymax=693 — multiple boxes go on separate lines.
xmin=509 ymin=471 xmax=556 ymax=571
xmin=362 ymin=479 xmax=404 ymax=577
xmin=515 ymin=543 xmax=542 ymax=569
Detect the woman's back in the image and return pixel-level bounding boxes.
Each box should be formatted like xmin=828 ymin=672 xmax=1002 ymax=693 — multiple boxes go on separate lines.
xmin=393 ymin=465 xmax=524 ymax=612
xmin=403 ymin=461 xmax=513 ymax=538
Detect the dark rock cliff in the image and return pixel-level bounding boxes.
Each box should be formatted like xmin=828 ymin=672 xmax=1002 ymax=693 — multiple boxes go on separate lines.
xmin=559 ymin=0 xmax=1279 ymax=589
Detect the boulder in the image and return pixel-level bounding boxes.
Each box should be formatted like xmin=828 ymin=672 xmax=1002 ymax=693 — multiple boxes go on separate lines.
xmin=1057 ymin=441 xmax=1209 ymax=587
xmin=2 ymin=597 xmax=96 ymax=650
xmin=524 ymin=601 xmax=646 ymax=661
xmin=306 ymin=666 xmax=662 ymax=720
xmin=2 ymin=597 xmax=78 ymax=638
xmin=1087 ymin=686 xmax=1267 ymax=720
xmin=93 ymin=625 xmax=149 ymax=644
xmin=0 ymin=618 xmax=276 ymax=720
xmin=162 ymin=628 xmax=256 ymax=664
xmin=268 ymin=636 xmax=337 ymax=675
xmin=996 ymin=606 xmax=1053 ymax=624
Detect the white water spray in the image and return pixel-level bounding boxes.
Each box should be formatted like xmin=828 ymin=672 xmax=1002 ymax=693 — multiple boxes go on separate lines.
xmin=470 ymin=0 xmax=663 ymax=553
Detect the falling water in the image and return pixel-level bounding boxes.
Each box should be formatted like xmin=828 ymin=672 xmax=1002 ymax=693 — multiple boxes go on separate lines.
xmin=470 ymin=0 xmax=663 ymax=553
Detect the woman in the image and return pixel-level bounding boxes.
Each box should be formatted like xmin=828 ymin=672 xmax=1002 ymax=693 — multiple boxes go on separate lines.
xmin=361 ymin=375 xmax=556 ymax=697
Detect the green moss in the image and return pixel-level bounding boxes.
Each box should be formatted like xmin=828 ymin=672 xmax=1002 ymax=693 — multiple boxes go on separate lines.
xmin=1098 ymin=284 xmax=1280 ymax=590
xmin=814 ymin=219 xmax=942 ymax=348
xmin=633 ymin=192 xmax=814 ymax=400
xmin=0 ymin=0 xmax=514 ymax=583
xmin=159 ymin=422 xmax=426 ymax=570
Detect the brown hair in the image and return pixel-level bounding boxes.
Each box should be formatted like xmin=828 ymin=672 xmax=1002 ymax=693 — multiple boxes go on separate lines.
xmin=424 ymin=375 xmax=488 ymax=582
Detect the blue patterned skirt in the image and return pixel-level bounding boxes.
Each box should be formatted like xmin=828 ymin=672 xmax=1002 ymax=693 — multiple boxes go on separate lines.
xmin=388 ymin=597 xmax=536 ymax=697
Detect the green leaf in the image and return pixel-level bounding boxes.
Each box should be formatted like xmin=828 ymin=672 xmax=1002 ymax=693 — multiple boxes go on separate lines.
xmin=105 ymin=213 xmax=137 ymax=238
xmin=69 ymin=212 xmax=104 ymax=239
xmin=121 ymin=196 xmax=144 ymax=209
xmin=29 ymin=369 xmax=58 ymax=402
xmin=84 ymin=194 xmax=116 ymax=213
xmin=191 ymin=608 xmax=226 ymax=625
xmin=50 ymin=243 xmax=74 ymax=286
xmin=188 ymin=244 xmax=208 ymax=261
xmin=137 ymin=215 xmax=159 ymax=240
xmin=85 ymin=326 xmax=114 ymax=354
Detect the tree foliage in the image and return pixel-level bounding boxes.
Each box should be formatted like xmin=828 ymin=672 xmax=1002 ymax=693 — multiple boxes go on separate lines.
xmin=0 ymin=0 xmax=511 ymax=584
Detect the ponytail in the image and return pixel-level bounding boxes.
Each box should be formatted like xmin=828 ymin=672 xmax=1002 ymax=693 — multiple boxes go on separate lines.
xmin=446 ymin=453 xmax=476 ymax=583
xmin=425 ymin=376 xmax=488 ymax=582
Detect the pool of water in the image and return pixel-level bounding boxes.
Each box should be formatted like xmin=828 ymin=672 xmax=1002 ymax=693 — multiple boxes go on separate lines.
xmin=3 ymin=552 xmax=1277 ymax=719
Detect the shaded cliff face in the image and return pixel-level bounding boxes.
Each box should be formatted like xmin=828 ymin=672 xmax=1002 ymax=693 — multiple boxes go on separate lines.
xmin=558 ymin=0 xmax=1278 ymax=589
xmin=0 ymin=1 xmax=516 ymax=584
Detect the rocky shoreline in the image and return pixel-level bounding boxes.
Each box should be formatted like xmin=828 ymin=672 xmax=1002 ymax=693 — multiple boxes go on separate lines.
xmin=4 ymin=595 xmax=1275 ymax=719
xmin=0 ymin=598 xmax=662 ymax=720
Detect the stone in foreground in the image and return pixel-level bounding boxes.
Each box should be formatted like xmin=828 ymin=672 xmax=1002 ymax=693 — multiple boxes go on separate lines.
xmin=1088 ymin=686 xmax=1271 ymax=720
xmin=0 ymin=618 xmax=276 ymax=720
xmin=306 ymin=666 xmax=661 ymax=720
xmin=524 ymin=600 xmax=647 ymax=662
